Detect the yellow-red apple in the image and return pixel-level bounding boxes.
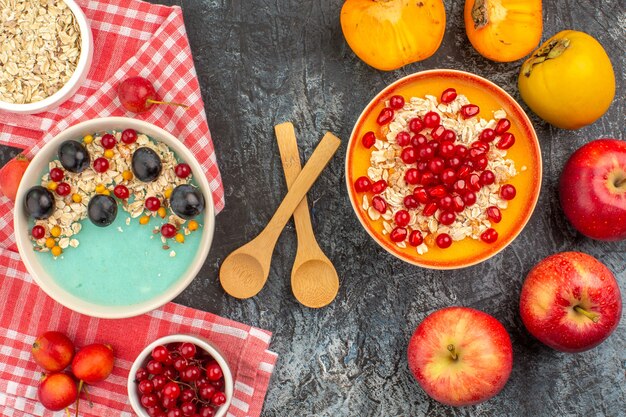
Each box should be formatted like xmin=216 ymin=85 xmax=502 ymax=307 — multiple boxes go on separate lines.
xmin=38 ymin=373 xmax=78 ymax=411
xmin=520 ymin=251 xmax=622 ymax=353
xmin=407 ymin=307 xmax=513 ymax=406
xmin=72 ymin=343 xmax=115 ymax=384
xmin=31 ymin=331 xmax=75 ymax=372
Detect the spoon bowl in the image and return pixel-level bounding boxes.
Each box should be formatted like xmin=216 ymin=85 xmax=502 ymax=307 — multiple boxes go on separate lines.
xmin=219 ymin=251 xmax=267 ymax=299
xmin=291 ymin=258 xmax=339 ymax=308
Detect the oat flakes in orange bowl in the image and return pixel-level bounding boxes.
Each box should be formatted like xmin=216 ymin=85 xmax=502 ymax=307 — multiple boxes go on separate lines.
xmin=345 ymin=70 xmax=542 ymax=269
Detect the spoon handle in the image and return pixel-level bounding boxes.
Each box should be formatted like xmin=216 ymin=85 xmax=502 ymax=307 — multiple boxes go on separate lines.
xmin=262 ymin=131 xmax=341 ymax=244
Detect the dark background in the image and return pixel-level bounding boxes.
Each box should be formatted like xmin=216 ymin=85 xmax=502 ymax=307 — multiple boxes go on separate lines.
xmin=2 ymin=1 xmax=624 ymax=416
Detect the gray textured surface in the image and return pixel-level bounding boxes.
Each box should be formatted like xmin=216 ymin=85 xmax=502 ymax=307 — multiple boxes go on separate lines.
xmin=1 ymin=1 xmax=625 ymax=416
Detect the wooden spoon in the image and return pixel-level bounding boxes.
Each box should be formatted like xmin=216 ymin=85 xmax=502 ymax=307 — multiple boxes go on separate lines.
xmin=275 ymin=122 xmax=339 ymax=308
xmin=219 ymin=131 xmax=341 ymax=299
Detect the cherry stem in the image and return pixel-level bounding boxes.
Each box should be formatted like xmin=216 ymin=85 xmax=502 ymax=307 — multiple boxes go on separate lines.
xmin=447 ymin=344 xmax=458 ymax=361
xmin=146 ymin=99 xmax=189 ymax=110
xmin=574 ymin=306 xmax=599 ymax=323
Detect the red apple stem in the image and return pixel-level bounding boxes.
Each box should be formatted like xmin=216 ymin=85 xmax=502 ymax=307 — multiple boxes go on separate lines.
xmin=146 ymin=99 xmax=189 ymax=110
xmin=83 ymin=384 xmax=94 ymax=407
xmin=75 ymin=380 xmax=83 ymax=417
xmin=65 ymin=408 xmax=71 ymax=417
xmin=447 ymin=344 xmax=458 ymax=361
xmin=616 ymin=177 xmax=626 ymax=188
xmin=574 ymin=306 xmax=599 ymax=323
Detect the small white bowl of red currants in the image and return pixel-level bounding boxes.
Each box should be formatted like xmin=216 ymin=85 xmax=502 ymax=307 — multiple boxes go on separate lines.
xmin=128 ymin=334 xmax=233 ymax=417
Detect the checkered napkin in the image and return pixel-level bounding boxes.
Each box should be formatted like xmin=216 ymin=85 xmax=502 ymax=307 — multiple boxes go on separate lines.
xmin=0 ymin=1 xmax=277 ymax=416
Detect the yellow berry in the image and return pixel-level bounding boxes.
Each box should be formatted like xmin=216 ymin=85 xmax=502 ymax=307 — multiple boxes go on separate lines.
xmin=104 ymin=149 xmax=115 ymax=159
xmin=164 ymin=188 xmax=173 ymax=199
xmin=139 ymin=216 xmax=150 ymax=225
xmin=188 ymin=220 xmax=199 ymax=231
xmin=51 ymin=246 xmax=62 ymax=257
xmin=83 ymin=134 xmax=93 ymax=144
xmin=102 ymin=190 xmax=110 ymax=196
xmin=45 ymin=237 xmax=55 ymax=248
xmin=50 ymin=226 xmax=61 ymax=238
xmin=175 ymin=233 xmax=185 ymax=244
xmin=72 ymin=193 xmax=82 ymax=203
xmin=47 ymin=181 xmax=58 ymax=191
xmin=157 ymin=207 xmax=167 ymax=218
xmin=122 ymin=170 xmax=133 ymax=181
xmin=95 ymin=184 xmax=106 ymax=193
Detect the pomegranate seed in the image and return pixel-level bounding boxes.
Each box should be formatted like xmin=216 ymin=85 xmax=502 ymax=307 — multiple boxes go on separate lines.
xmin=438 ymin=195 xmax=453 ymax=211
xmin=409 ymin=117 xmax=425 ymax=133
xmin=428 ymin=158 xmax=445 ymax=174
xmin=174 ymin=163 xmax=192 ymax=179
xmin=481 ymin=228 xmax=498 ymax=243
xmin=471 ymin=141 xmax=490 ymax=152
xmin=390 ymin=227 xmax=408 ymax=242
xmin=439 ymin=211 xmax=456 ymax=225
xmin=389 ymin=95 xmax=405 ymax=109
xmin=428 ymin=185 xmax=447 ymax=198
xmin=446 ymin=157 xmax=462 ymax=169
xmin=395 ymin=210 xmax=410 ymax=227
xmin=401 ymin=147 xmax=418 ymax=164
xmin=453 ymin=179 xmax=467 ymax=194
xmin=362 ymin=131 xmax=376 ymax=148
xmin=468 ymin=174 xmax=481 ymax=191
xmin=479 ymin=128 xmax=496 ymax=142
xmin=395 ymin=132 xmax=410 ymax=147
xmin=460 ymin=104 xmax=480 ymax=119
xmin=50 ymin=168 xmax=64 ymax=182
xmin=430 ymin=141 xmax=440 ymax=154
xmin=438 ymin=142 xmax=455 ymax=158
xmin=404 ymin=195 xmax=419 ymax=209
xmin=114 ymin=184 xmax=130 ymax=199
xmin=500 ymin=184 xmax=517 ymax=200
xmin=496 ymin=132 xmax=516 ymax=150
xmin=454 ymin=144 xmax=468 ymax=158
xmin=354 ymin=176 xmax=372 ymax=193
xmin=377 ymin=107 xmax=394 ymax=125
xmin=456 ymin=165 xmax=472 ymax=179
xmin=408 ymin=230 xmax=424 ymax=246
xmin=93 ymin=157 xmax=109 ymax=173
xmin=473 ymin=155 xmax=489 ymax=171
xmin=413 ymin=187 xmax=429 ymax=204
xmin=469 ymin=148 xmax=485 ymax=159
xmin=121 ymin=129 xmax=138 ymax=144
xmin=463 ymin=191 xmax=477 ymax=206
xmin=32 ymin=225 xmax=45 ymax=239
xmin=452 ymin=195 xmax=465 ymax=212
xmin=436 ymin=233 xmax=452 ymax=248
xmin=442 ymin=129 xmax=457 ymax=142
xmin=487 ymin=206 xmax=502 ymax=223
xmin=417 ymin=145 xmax=434 ymax=160
xmin=101 ymin=134 xmax=117 ymax=149
xmin=423 ymin=111 xmax=440 ymax=128
xmin=371 ymin=180 xmax=388 ymax=194
xmin=480 ymin=170 xmax=496 ymax=185
xmin=372 ymin=196 xmax=387 ymax=213
xmin=420 ymin=172 xmax=436 ymax=186
xmin=145 ymin=196 xmax=161 ymax=211
xmin=417 ymin=161 xmax=429 ymax=172
xmin=423 ymin=202 xmax=438 ymax=216
xmin=405 ymin=168 xmax=421 ymax=185
xmin=430 ymin=125 xmax=446 ymax=141
xmin=495 ymin=118 xmax=511 ymax=134
xmin=441 ymin=168 xmax=457 ymax=186
xmin=440 ymin=88 xmax=457 ymax=103
xmin=411 ymin=134 xmax=428 ymax=147
xmin=56 ymin=182 xmax=71 ymax=196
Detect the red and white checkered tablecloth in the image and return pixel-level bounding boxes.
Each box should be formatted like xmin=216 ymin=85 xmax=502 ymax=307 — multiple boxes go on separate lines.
xmin=0 ymin=1 xmax=277 ymax=415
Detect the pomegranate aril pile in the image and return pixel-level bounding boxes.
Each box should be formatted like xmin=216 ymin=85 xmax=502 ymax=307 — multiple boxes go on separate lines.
xmin=354 ymin=89 xmax=520 ymax=252
xmin=135 ymin=342 xmax=227 ymax=416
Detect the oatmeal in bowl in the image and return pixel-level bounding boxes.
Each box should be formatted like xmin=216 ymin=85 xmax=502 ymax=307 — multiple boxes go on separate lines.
xmin=346 ymin=70 xmax=542 ymax=269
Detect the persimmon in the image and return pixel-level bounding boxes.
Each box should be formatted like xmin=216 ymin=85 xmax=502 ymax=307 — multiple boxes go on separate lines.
xmin=340 ymin=0 xmax=446 ymax=71
xmin=464 ymin=0 xmax=542 ymax=62
xmin=518 ymin=30 xmax=615 ymax=129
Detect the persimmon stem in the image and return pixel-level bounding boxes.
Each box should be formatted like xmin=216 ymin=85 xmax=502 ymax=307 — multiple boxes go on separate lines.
xmin=146 ymin=99 xmax=189 ymax=109
xmin=447 ymin=344 xmax=458 ymax=361
xmin=574 ymin=306 xmax=599 ymax=323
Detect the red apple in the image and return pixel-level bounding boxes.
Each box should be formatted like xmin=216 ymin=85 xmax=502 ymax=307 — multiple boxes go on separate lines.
xmin=38 ymin=373 xmax=78 ymax=411
xmin=407 ymin=307 xmax=513 ymax=406
xmin=31 ymin=331 xmax=75 ymax=372
xmin=520 ymin=252 xmax=622 ymax=353
xmin=559 ymin=138 xmax=626 ymax=241
xmin=72 ymin=343 xmax=115 ymax=384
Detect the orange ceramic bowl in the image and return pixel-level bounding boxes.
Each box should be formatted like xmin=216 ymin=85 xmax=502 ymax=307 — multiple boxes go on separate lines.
xmin=345 ymin=70 xmax=542 ymax=269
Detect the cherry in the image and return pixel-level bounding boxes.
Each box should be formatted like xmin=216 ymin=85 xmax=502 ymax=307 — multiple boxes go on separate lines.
xmin=423 ymin=111 xmax=440 ymax=128
xmin=487 ymin=206 xmax=502 ymax=223
xmin=401 ymin=147 xmax=418 ymax=164
xmin=50 ymin=167 xmax=64 ymax=182
xmin=481 ymin=228 xmax=498 ymax=243
xmin=362 ymin=131 xmax=376 ymax=148
xmin=136 ymin=368 xmax=149 ymax=382
xmin=480 ymin=170 xmax=496 ymax=185
xmin=423 ymin=202 xmax=437 ymax=217
xmin=163 ymin=382 xmax=181 ymax=400
xmin=411 ymin=133 xmax=428 ymax=148
xmin=139 ymin=379 xmax=154 ymax=395
xmin=114 ymin=184 xmax=130 ymax=199
xmin=121 ymin=128 xmax=138 ymax=144
xmin=145 ymin=196 xmax=161 ymax=211
xmin=500 ymin=184 xmax=517 ymax=200
xmin=460 ymin=104 xmax=480 ymax=119
xmin=372 ymin=196 xmax=387 ymax=213
xmin=56 ymin=182 xmax=71 ymax=196
xmin=408 ymin=230 xmax=423 ymax=246
xmin=371 ymin=180 xmax=387 ymax=194
xmin=162 ymin=224 xmax=177 ymax=239
xmin=405 ymin=168 xmax=420 ymax=185
xmin=376 ymin=107 xmax=394 ymax=125
xmin=118 ymin=76 xmax=188 ymax=113
xmin=495 ymin=118 xmax=511 ymax=134
xmin=409 ymin=117 xmax=425 ymax=133
xmin=205 ymin=363 xmax=223 ymax=381
xmin=479 ymin=128 xmax=496 ymax=142
xmin=439 ymin=211 xmax=456 ymax=225
xmin=390 ymin=227 xmax=407 ymax=242
xmin=147 ymin=360 xmax=164 ymax=375
xmin=496 ymin=132 xmax=516 ymax=150
xmin=462 ymin=191 xmax=477 ymax=206
xmin=142 ymin=393 xmax=159 ymax=408
xmin=389 ymin=95 xmax=405 ymax=109
xmin=199 ymin=384 xmax=216 ymax=400
xmin=175 ymin=163 xmax=192 ymax=179
xmin=93 ymin=157 xmax=109 ymax=173
xmin=354 ymin=176 xmax=372 ymax=193
xmin=436 ymin=233 xmax=452 ymax=248
xmin=101 ymin=134 xmax=117 ymax=149
xmin=440 ymin=88 xmax=457 ymax=103
xmin=395 ymin=131 xmax=410 ymax=147
xmin=404 ymin=195 xmax=419 ymax=209
xmin=31 ymin=225 xmax=45 ymax=239
xmin=395 ymin=210 xmax=410 ymax=227
xmin=211 ymin=392 xmax=227 ymax=407
xmin=413 ymin=187 xmax=429 ymax=204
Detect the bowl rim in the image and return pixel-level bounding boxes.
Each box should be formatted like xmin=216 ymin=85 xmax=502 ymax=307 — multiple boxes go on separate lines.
xmin=13 ymin=117 xmax=215 ymax=318
xmin=344 ymin=69 xmax=543 ymax=270
xmin=127 ymin=334 xmax=234 ymax=417
xmin=0 ymin=0 xmax=94 ymax=114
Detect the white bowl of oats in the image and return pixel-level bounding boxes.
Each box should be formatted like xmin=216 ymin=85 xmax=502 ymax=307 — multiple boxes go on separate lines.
xmin=0 ymin=0 xmax=93 ymax=114
xmin=14 ymin=117 xmax=215 ymax=318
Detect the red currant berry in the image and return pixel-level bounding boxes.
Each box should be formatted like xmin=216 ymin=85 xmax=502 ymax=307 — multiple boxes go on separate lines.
xmin=114 ymin=184 xmax=130 ymax=199
xmin=394 ymin=210 xmax=410 ymax=227
xmin=163 ymin=367 xmax=177 ymax=380
xmin=404 ymin=195 xmax=419 ymax=209
xmin=500 ymin=184 xmax=516 ymax=200
xmin=167 ymin=409 xmax=183 ymax=417
xmin=210 ymin=379 xmax=225 ymax=390
xmin=56 ymin=182 xmax=71 ymax=196
xmin=199 ymin=384 xmax=217 ymax=400
xmin=411 ymin=134 xmax=428 ymax=147
xmin=441 ymin=88 xmax=457 ymax=103
xmin=480 ymin=170 xmax=496 ymax=185
xmin=496 ymin=132 xmax=515 ymax=150
xmin=101 ymin=134 xmax=117 ymax=149
xmin=121 ymin=129 xmax=138 ymax=144
xmin=401 ymin=147 xmax=418 ymax=164
xmin=173 ymin=357 xmax=188 ymax=372
xmin=354 ymin=176 xmax=372 ymax=193
xmin=179 ymin=342 xmax=196 ymax=358
xmin=180 ymin=402 xmax=196 ymax=416
xmin=211 ymin=391 xmax=227 ymax=407
xmin=175 ymin=163 xmax=192 ymax=179
xmin=162 ymin=396 xmax=177 ymax=410
xmin=436 ymin=233 xmax=452 ymax=248
xmin=495 ymin=118 xmax=511 ymax=134
xmin=145 ymin=196 xmax=161 ymax=211
xmin=146 ymin=360 xmax=164 ymax=375
xmin=206 ymin=362 xmax=223 ymax=381
xmin=181 ymin=366 xmax=201 ymax=382
xmin=372 ymin=196 xmax=387 ymax=213
xmin=395 ymin=131 xmax=410 ymax=147
xmin=389 ymin=95 xmax=405 ymax=109
xmin=362 ymin=131 xmax=376 ymax=148
xmin=439 ymin=211 xmax=456 ymax=225
xmin=460 ymin=104 xmax=480 ymax=119
xmin=152 ymin=345 xmax=169 ymax=362
xmin=161 ymin=224 xmax=177 ymax=239
xmin=93 ymin=157 xmax=109 ymax=173
xmin=462 ymin=191 xmax=477 ymax=206
xmin=180 ymin=389 xmax=196 ymax=403
xmin=32 ymin=225 xmax=45 ymax=239
xmin=371 ymin=179 xmax=388 ymax=194
xmin=424 ymin=111 xmax=440 ymax=128
xmin=390 ymin=226 xmax=407 ymax=242
xmin=141 ymin=393 xmax=159 ymax=408
xmin=135 ymin=367 xmax=149 ymax=381
xmin=139 ymin=379 xmax=154 ymax=395
xmin=162 ymin=382 xmax=181 ymax=399
xmin=377 ymin=107 xmax=394 ymax=125
xmin=487 ymin=206 xmax=502 ymax=223
xmin=481 ymin=228 xmax=498 ymax=243
xmin=199 ymin=406 xmax=215 ymax=417
xmin=50 ymin=167 xmax=64 ymax=182
xmin=151 ymin=375 xmax=167 ymax=390
xmin=423 ymin=202 xmax=438 ymax=217
xmin=405 ymin=168 xmax=420 ymax=185
xmin=479 ymin=128 xmax=496 ymax=142
xmin=408 ymin=230 xmax=423 ymax=246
